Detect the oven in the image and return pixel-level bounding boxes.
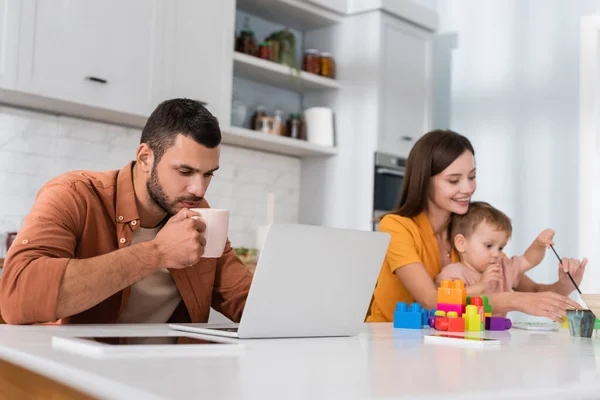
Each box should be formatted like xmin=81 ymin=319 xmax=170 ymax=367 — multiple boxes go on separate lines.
xmin=373 ymin=152 xmax=406 ymax=230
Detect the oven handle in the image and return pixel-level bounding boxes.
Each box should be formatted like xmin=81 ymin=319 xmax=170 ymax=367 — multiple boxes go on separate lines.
xmin=376 ymin=167 xmax=404 ymax=177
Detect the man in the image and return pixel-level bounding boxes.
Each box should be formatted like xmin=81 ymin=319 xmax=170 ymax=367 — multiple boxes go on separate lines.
xmin=0 ymin=99 xmax=253 ymax=325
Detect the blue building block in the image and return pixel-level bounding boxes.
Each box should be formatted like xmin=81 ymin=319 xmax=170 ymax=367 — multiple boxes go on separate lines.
xmin=421 ymin=308 xmax=429 ymax=326
xmin=394 ymin=302 xmax=427 ymax=329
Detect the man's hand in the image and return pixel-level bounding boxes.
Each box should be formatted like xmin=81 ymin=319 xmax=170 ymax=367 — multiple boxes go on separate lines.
xmin=153 ymin=208 xmax=206 ymax=268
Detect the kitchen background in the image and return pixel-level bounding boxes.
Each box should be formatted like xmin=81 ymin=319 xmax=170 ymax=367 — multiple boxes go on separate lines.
xmin=0 ymin=106 xmax=301 ymax=253
xmin=0 ymin=0 xmax=599 ymax=299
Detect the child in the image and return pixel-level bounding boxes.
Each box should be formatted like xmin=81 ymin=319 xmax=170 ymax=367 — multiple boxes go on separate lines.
xmin=436 ymin=201 xmax=555 ymax=296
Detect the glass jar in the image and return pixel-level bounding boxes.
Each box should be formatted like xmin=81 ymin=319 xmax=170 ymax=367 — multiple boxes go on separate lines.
xmin=267 ymin=39 xmax=280 ymax=63
xmin=319 ymin=52 xmax=335 ymax=79
xmin=296 ymin=113 xmax=307 ymax=140
xmin=235 ymin=29 xmax=257 ymax=56
xmin=287 ymin=113 xmax=307 ymax=140
xmin=272 ymin=110 xmax=284 ymax=136
xmin=258 ymin=42 xmax=272 ymax=61
xmin=303 ymin=49 xmax=320 ymax=74
xmin=251 ymin=106 xmax=267 ymax=130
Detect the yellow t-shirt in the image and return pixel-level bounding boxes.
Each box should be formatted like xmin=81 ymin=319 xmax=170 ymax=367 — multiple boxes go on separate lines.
xmin=366 ymin=212 xmax=459 ymax=322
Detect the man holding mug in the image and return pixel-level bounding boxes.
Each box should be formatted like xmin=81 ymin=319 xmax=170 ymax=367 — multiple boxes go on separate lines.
xmin=0 ymin=99 xmax=252 ymax=325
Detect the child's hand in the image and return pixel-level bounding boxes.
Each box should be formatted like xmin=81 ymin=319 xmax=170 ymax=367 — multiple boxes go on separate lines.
xmin=478 ymin=264 xmax=503 ymax=292
xmin=535 ymin=229 xmax=555 ymax=248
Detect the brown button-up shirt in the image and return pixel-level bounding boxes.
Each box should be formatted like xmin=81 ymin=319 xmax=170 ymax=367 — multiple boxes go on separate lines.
xmin=0 ymin=162 xmax=253 ymax=325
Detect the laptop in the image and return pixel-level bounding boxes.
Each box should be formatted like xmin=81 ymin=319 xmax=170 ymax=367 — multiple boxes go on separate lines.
xmin=169 ymin=223 xmax=390 ymax=339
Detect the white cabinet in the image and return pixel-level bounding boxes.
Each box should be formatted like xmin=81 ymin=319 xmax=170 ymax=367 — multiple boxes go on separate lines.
xmin=16 ymin=0 xmax=168 ymax=116
xmin=378 ymin=14 xmax=431 ymax=157
xmin=161 ymin=0 xmax=235 ymax=126
xmin=0 ymin=0 xmax=19 ymax=89
xmin=301 ymin=9 xmax=434 ymax=231
xmin=306 ymin=0 xmax=348 ymax=14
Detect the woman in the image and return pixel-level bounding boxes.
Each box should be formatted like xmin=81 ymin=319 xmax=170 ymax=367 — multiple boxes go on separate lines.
xmin=366 ymin=130 xmax=585 ymax=322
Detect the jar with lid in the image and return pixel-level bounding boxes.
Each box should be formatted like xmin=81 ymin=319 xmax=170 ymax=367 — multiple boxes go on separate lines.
xmin=251 ymin=106 xmax=267 ymax=130
xmin=296 ymin=113 xmax=307 ymax=140
xmin=303 ymin=49 xmax=320 ymax=74
xmin=235 ymin=17 xmax=257 ymax=56
xmin=319 ymin=52 xmax=335 ymax=79
xmin=286 ymin=113 xmax=307 ymax=140
xmin=258 ymin=42 xmax=272 ymax=61
xmin=272 ymin=110 xmax=285 ymax=136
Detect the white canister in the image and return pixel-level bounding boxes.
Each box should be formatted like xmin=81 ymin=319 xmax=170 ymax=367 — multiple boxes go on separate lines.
xmin=304 ymin=107 xmax=335 ymax=147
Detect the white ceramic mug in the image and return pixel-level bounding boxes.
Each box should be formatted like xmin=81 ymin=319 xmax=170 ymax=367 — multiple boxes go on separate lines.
xmin=190 ymin=208 xmax=230 ymax=258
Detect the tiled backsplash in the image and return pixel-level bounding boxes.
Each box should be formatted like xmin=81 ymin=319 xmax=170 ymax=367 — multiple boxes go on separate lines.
xmin=0 ymin=106 xmax=300 ymax=250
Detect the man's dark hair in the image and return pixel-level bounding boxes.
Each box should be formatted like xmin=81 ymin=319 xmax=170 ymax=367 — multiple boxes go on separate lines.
xmin=140 ymin=98 xmax=221 ymax=162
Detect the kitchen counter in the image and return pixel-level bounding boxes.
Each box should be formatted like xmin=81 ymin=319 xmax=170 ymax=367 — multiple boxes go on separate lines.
xmin=0 ymin=323 xmax=599 ymax=399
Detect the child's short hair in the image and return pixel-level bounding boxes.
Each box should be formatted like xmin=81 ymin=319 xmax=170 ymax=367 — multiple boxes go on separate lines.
xmin=450 ymin=201 xmax=512 ymax=242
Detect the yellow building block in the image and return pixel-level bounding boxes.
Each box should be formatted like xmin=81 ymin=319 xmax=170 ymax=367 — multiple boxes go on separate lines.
xmin=464 ymin=305 xmax=481 ymax=331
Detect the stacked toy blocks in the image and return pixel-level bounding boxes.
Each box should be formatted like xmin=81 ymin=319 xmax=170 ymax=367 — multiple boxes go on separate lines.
xmin=392 ymin=279 xmax=512 ymax=331
xmin=427 ymin=279 xmax=511 ymax=332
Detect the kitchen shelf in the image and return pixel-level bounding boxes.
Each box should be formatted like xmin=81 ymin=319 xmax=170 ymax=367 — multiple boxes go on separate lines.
xmin=233 ymin=52 xmax=340 ymax=93
xmin=223 ymin=126 xmax=338 ymax=157
xmin=236 ymin=0 xmax=342 ymax=31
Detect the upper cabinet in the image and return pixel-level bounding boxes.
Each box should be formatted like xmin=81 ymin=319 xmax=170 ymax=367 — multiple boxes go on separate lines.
xmin=16 ymin=0 xmax=168 ymax=116
xmin=378 ymin=14 xmax=431 ymax=157
xmin=0 ymin=0 xmax=19 ymax=89
xmin=305 ymin=0 xmax=348 ymax=14
xmin=160 ymin=0 xmax=236 ymax=126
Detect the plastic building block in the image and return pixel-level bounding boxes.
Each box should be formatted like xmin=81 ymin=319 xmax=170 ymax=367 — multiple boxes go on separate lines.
xmin=484 ymin=312 xmax=492 ymax=318
xmin=464 ymin=305 xmax=481 ymax=331
xmin=434 ymin=310 xmax=446 ymax=317
xmin=428 ymin=309 xmax=437 ymax=328
xmin=435 ymin=316 xmax=449 ymax=331
xmin=485 ymin=316 xmax=512 ymax=331
xmin=470 ymin=297 xmax=483 ymax=307
xmin=482 ymin=296 xmax=492 ymax=314
xmin=437 ymin=303 xmax=464 ymax=315
xmin=470 ymin=296 xmax=485 ymax=321
xmin=421 ymin=308 xmax=429 ymax=326
xmin=447 ymin=313 xmax=465 ymax=332
xmin=394 ymin=302 xmax=425 ymax=329
xmin=428 ymin=316 xmax=436 ymax=328
xmin=438 ymin=280 xmax=466 ymax=305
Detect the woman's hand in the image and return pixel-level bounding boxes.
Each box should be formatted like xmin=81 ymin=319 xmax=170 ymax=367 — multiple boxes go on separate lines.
xmin=557 ymin=257 xmax=587 ymax=289
xmin=515 ymin=291 xmax=581 ymax=322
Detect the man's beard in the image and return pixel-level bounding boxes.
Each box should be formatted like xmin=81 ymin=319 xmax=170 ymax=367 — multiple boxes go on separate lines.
xmin=146 ymin=164 xmax=203 ymax=216
xmin=147 ymin=165 xmax=177 ymax=216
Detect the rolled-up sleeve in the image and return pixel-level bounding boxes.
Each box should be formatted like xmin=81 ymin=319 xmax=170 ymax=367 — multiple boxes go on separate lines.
xmin=211 ymin=241 xmax=253 ymax=322
xmin=0 ymin=181 xmax=82 ymax=324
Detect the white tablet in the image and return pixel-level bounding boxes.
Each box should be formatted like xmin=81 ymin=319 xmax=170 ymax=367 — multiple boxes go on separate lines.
xmin=424 ymin=333 xmax=501 ymax=348
xmin=52 ymin=334 xmax=243 ymax=359
xmin=512 ymin=322 xmax=559 ymax=331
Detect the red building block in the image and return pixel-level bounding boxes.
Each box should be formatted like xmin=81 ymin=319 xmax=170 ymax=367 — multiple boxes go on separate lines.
xmin=434 ymin=316 xmax=449 ymax=331
xmin=448 ymin=316 xmax=465 ymax=332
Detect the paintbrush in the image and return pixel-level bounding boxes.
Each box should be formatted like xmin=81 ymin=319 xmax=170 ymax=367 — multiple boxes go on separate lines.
xmin=549 ymin=245 xmax=582 ymax=294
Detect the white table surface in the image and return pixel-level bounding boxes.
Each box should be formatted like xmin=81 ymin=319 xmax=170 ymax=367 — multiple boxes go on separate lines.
xmin=0 ymin=323 xmax=599 ymax=400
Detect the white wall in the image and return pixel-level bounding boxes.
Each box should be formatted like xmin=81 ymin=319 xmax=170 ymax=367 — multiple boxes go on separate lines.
xmin=0 ymin=106 xmax=300 ymax=256
xmin=434 ymin=0 xmax=600 ymax=289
